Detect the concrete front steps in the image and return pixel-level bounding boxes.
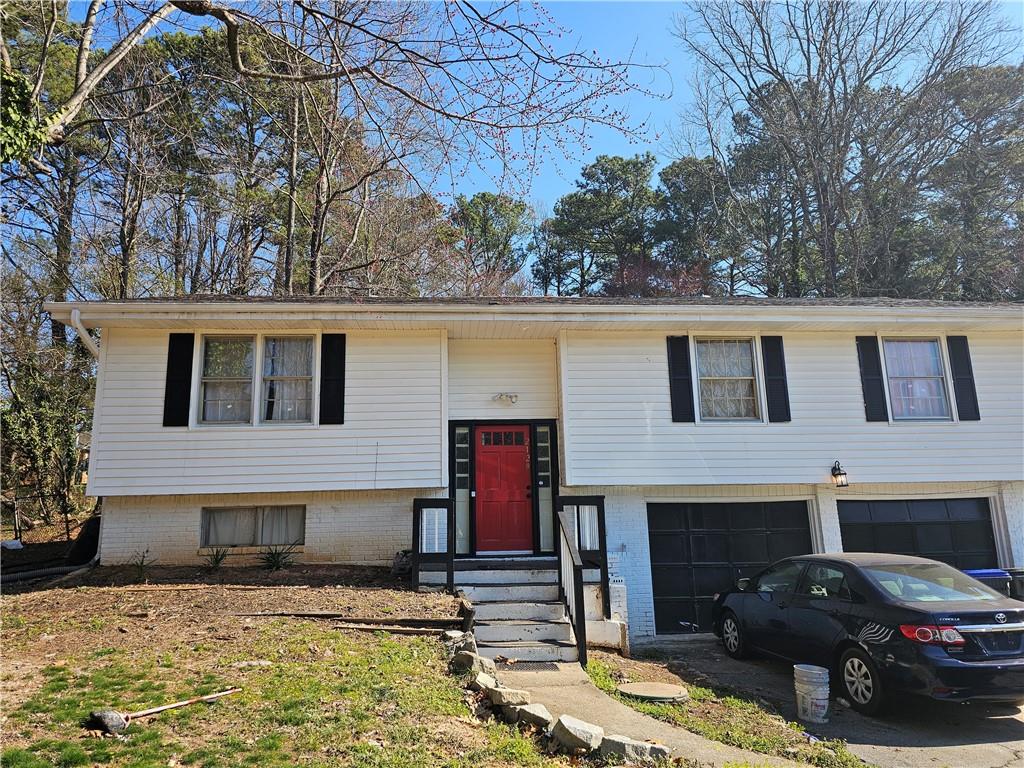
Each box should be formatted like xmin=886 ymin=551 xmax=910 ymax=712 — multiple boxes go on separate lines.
xmin=420 ymin=557 xmax=578 ymax=663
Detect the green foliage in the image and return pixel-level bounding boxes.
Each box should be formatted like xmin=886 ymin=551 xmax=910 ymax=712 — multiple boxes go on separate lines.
xmin=203 ymin=547 xmax=229 ymax=571
xmin=0 ymin=68 xmax=49 ymax=164
xmin=0 ymin=319 xmax=94 ymax=528
xmin=258 ymin=545 xmax=297 ymax=571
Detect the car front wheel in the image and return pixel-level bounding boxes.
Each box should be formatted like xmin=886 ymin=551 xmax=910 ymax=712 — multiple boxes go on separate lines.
xmin=720 ymin=611 xmax=747 ymax=659
xmin=839 ymin=647 xmax=885 ymax=715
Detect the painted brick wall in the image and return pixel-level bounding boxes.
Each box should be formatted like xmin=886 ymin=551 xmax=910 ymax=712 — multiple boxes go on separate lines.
xmin=100 ymin=489 xmax=442 ymax=566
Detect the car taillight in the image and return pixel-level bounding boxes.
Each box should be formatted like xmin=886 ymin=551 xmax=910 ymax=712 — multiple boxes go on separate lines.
xmin=899 ymin=624 xmax=965 ymax=646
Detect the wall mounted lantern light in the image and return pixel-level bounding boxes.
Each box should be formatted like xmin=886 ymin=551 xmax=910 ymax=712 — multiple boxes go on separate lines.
xmin=831 ymin=461 xmax=849 ymax=488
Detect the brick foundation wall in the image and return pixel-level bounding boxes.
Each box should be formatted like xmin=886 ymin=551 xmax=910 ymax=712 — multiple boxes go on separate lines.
xmin=99 ymin=489 xmax=443 ymax=566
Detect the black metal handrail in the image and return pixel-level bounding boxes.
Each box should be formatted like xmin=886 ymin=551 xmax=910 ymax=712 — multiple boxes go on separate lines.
xmin=556 ymin=507 xmax=587 ymax=667
xmin=411 ymin=498 xmax=455 ymax=592
xmin=558 ymin=496 xmax=610 ymax=620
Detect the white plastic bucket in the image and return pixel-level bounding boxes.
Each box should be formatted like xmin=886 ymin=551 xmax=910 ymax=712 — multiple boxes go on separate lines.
xmin=793 ymin=664 xmax=829 ymax=723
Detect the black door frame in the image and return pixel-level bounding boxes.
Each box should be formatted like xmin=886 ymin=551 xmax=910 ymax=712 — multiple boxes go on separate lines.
xmin=448 ymin=419 xmax=560 ymax=558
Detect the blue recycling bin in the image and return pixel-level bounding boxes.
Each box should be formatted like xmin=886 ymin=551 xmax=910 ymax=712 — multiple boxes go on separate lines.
xmin=964 ymin=568 xmax=1011 ymax=596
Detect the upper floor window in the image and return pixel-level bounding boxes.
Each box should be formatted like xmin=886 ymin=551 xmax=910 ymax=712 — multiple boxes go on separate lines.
xmin=201 ymin=336 xmax=254 ymax=423
xmin=695 ymin=338 xmax=759 ymax=420
xmin=882 ymin=339 xmax=950 ymax=420
xmin=199 ymin=334 xmax=315 ymax=425
xmin=261 ymin=337 xmax=313 ymax=422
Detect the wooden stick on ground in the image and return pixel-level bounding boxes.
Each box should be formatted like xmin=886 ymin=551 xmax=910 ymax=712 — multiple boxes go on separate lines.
xmin=127 ymin=688 xmax=242 ymax=720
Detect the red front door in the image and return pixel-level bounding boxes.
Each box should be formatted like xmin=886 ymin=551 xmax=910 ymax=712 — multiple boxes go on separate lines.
xmin=474 ymin=426 xmax=533 ymax=552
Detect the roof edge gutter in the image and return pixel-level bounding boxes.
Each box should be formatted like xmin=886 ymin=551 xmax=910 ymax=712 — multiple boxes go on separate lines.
xmin=70 ymin=308 xmax=100 ymax=359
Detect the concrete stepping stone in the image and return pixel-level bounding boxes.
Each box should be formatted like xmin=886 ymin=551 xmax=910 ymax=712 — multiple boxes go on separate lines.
xmin=617 ymin=681 xmax=689 ymax=702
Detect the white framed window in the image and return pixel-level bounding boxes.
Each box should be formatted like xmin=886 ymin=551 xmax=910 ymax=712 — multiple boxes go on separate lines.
xmin=882 ymin=338 xmax=952 ymax=420
xmin=261 ymin=336 xmax=314 ymax=423
xmin=695 ymin=338 xmax=760 ymax=420
xmin=196 ymin=333 xmax=319 ymax=426
xmin=200 ymin=336 xmax=255 ymax=423
xmin=200 ymin=505 xmax=306 ymax=548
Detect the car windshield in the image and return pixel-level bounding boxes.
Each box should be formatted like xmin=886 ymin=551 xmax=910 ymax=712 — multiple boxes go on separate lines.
xmin=862 ymin=562 xmax=1002 ymax=602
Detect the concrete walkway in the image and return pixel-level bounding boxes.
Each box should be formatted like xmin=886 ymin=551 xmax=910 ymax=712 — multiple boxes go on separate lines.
xmin=499 ymin=662 xmax=802 ymax=767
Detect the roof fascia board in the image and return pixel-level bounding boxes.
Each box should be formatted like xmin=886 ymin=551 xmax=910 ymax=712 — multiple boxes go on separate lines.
xmin=43 ymin=301 xmax=1023 ymax=330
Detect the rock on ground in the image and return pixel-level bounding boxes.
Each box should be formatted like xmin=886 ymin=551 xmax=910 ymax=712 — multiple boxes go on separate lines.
xmin=551 ymin=714 xmax=604 ymax=752
xmin=600 ymin=734 xmax=671 ymax=761
xmin=487 ymin=686 xmax=531 ymax=706
xmin=469 ymin=671 xmax=496 ymax=691
xmin=442 ymin=630 xmax=478 ymax=654
xmin=451 ymin=651 xmax=496 ymax=675
xmin=503 ymin=702 xmax=553 ymax=728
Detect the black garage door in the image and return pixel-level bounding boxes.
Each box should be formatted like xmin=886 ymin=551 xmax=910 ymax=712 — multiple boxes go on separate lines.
xmin=647 ymin=501 xmax=812 ymax=633
xmin=837 ymin=498 xmax=998 ymax=570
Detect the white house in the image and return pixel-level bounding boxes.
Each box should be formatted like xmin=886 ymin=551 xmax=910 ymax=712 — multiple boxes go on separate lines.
xmin=46 ymin=297 xmax=1024 ymax=661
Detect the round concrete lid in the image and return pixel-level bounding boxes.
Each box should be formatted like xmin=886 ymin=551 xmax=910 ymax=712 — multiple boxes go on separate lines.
xmin=616 ymin=682 xmax=689 ymax=702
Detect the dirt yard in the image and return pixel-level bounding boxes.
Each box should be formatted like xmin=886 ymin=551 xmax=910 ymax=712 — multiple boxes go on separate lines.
xmin=1 ymin=566 xmax=569 ymax=768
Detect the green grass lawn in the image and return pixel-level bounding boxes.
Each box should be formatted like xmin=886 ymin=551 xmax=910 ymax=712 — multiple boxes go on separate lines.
xmin=587 ymin=658 xmax=864 ymax=768
xmin=2 ymin=618 xmax=565 ymax=768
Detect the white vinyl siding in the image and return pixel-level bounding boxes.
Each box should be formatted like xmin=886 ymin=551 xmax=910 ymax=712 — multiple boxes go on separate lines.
xmin=561 ymin=330 xmax=1023 ymax=486
xmin=88 ymin=329 xmax=443 ymax=495
xmin=448 ymin=339 xmax=557 ymax=420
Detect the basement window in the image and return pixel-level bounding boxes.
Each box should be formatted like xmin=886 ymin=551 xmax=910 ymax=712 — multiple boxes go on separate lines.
xmin=200 ymin=505 xmax=306 ymax=548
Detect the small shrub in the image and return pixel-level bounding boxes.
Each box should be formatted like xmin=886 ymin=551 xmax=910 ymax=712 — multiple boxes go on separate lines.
xmin=258 ymin=545 xmax=296 ymax=571
xmin=202 ymin=548 xmax=229 ymax=571
xmin=129 ymin=549 xmax=155 ymax=582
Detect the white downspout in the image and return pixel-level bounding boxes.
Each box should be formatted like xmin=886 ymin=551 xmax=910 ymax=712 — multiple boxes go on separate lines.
xmin=70 ymin=307 xmax=103 ymax=565
xmin=70 ymin=308 xmax=99 ymax=359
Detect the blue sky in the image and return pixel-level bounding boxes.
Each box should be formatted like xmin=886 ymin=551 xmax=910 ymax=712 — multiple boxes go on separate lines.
xmin=455 ymin=1 xmax=694 ymax=212
xmin=455 ymin=0 xmax=1024 ymax=213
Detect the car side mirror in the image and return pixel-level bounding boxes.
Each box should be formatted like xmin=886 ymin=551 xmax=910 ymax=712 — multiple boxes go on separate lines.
xmin=736 ymin=577 xmax=752 ymax=592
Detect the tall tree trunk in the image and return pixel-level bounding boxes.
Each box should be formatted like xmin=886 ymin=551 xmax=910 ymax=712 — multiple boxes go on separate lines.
xmin=51 ymin=150 xmax=79 ymax=346
xmin=307 ymin=169 xmax=329 ymax=295
xmin=171 ymin=187 xmax=186 ymax=296
xmin=280 ymin=91 xmax=300 ymax=295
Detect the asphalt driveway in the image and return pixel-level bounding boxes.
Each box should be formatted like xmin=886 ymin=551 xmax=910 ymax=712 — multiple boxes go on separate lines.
xmin=636 ymin=636 xmax=1024 ymax=768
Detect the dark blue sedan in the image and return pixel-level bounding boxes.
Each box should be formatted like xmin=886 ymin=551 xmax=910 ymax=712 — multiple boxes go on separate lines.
xmin=712 ymin=553 xmax=1024 ymax=714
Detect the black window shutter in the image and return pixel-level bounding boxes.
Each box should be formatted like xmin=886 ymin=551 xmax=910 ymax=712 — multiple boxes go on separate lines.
xmin=162 ymin=333 xmax=194 ymax=427
xmin=760 ymin=336 xmax=791 ymax=422
xmin=855 ymin=336 xmax=889 ymax=422
xmin=667 ymin=336 xmax=695 ymax=422
xmin=946 ymin=336 xmax=980 ymax=421
xmin=319 ymin=333 xmax=346 ymax=424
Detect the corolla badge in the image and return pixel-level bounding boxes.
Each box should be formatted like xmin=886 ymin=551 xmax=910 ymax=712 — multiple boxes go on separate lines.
xmin=995 ymin=613 xmax=1007 ymax=624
